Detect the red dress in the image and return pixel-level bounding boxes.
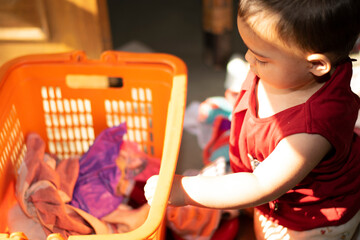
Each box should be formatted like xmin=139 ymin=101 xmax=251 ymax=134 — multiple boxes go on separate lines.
xmin=229 ymin=60 xmax=360 ymax=231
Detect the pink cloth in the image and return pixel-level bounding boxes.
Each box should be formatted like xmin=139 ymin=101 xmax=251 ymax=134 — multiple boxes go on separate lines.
xmin=15 ymin=133 xmax=96 ymax=238
xmin=12 ymin=131 xmax=159 ymax=239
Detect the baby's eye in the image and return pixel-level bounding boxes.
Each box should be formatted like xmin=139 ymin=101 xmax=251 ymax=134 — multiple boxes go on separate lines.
xmin=255 ymin=58 xmax=267 ymax=65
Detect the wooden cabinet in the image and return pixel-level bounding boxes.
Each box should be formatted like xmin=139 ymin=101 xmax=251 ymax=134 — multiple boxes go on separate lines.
xmin=0 ymin=0 xmax=112 ymax=65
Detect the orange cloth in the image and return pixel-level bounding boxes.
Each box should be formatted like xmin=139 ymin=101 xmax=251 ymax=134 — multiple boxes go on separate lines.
xmin=167 ymin=205 xmax=222 ymax=240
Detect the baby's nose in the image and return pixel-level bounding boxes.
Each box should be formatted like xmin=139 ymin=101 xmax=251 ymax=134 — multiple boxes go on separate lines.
xmin=245 ymin=50 xmax=255 ymax=65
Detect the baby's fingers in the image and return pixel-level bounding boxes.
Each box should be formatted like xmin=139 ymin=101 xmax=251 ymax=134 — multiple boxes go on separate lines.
xmin=144 ymin=175 xmax=159 ymax=206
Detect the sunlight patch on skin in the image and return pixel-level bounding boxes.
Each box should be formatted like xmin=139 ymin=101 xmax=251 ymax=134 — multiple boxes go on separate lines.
xmin=241 ymin=7 xmax=305 ymax=58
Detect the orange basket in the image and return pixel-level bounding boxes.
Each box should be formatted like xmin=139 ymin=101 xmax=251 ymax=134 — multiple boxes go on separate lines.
xmin=0 ymin=51 xmax=187 ymax=240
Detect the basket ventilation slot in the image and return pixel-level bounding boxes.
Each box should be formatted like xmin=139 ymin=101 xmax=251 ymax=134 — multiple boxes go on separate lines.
xmin=105 ymin=87 xmax=155 ymax=155
xmin=41 ymin=86 xmax=95 ymax=159
xmin=0 ymin=106 xmax=26 ymax=174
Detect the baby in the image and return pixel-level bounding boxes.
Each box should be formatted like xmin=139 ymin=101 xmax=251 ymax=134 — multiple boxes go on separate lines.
xmin=145 ymin=0 xmax=360 ymax=239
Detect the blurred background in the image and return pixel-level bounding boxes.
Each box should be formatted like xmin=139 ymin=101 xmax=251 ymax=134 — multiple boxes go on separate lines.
xmin=106 ymin=0 xmax=247 ymax=173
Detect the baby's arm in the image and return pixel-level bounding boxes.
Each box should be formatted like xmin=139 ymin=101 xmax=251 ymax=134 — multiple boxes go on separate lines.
xmin=145 ymin=133 xmax=331 ymax=209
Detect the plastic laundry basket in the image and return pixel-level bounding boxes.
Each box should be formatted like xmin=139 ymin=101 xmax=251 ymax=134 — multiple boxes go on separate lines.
xmin=0 ymin=51 xmax=187 ymax=240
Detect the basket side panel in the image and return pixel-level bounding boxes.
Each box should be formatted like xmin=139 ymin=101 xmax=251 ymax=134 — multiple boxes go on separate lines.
xmin=0 ymin=79 xmax=26 ymax=232
xmin=3 ymin=64 xmax=172 ymax=160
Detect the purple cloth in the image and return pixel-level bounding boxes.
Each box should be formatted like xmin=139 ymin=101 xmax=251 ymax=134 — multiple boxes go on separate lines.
xmin=70 ymin=123 xmax=126 ymax=218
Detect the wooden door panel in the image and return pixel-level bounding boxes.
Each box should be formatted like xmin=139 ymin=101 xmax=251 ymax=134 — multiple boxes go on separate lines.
xmin=0 ymin=0 xmax=112 ymax=66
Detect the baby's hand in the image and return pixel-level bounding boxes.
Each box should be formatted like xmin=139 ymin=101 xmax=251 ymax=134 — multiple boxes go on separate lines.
xmin=145 ymin=174 xmax=188 ymax=206
xmin=144 ymin=175 xmax=159 ymax=206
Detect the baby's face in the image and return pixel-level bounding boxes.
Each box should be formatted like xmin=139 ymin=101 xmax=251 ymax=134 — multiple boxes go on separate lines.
xmin=237 ymin=16 xmax=315 ymax=90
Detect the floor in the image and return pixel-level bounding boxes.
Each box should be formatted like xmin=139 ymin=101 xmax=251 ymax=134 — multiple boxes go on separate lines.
xmin=107 ymin=1 xmax=255 ymax=239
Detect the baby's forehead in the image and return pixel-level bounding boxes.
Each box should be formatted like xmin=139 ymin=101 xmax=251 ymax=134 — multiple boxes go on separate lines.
xmin=238 ymin=14 xmax=282 ymax=44
xmin=237 ymin=14 xmax=304 ymax=56
xmin=245 ymin=14 xmax=278 ymax=38
xmin=246 ymin=7 xmax=309 ymax=42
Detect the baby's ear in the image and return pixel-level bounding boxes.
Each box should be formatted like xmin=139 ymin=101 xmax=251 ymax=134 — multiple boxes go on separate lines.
xmin=307 ymin=54 xmax=332 ymax=77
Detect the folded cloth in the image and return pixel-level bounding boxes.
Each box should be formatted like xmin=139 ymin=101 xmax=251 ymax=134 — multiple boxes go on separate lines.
xmin=14 ymin=132 xmax=107 ymax=239
xmin=167 ymin=205 xmax=222 ymax=240
xmin=166 ymin=158 xmax=229 ymax=240
xmin=12 ymin=124 xmax=160 ymax=239
xmin=70 ymin=123 xmax=127 ymax=219
xmin=7 ymin=204 xmax=47 ymax=240
xmin=203 ymin=116 xmax=231 ymax=170
xmin=101 ymin=204 xmax=150 ymax=233
xmin=198 ymin=97 xmax=232 ymax=124
xmin=70 ymin=123 xmax=160 ymax=218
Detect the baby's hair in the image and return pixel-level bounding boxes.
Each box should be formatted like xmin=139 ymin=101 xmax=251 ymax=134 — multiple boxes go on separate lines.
xmin=238 ymin=0 xmax=360 ymax=64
